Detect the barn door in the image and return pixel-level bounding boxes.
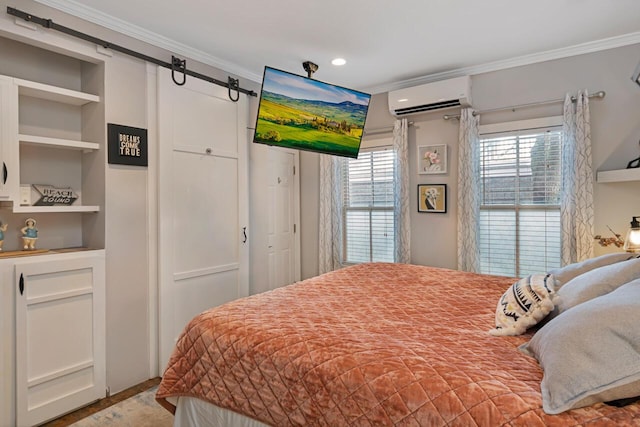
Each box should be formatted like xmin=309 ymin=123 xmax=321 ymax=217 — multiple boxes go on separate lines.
xmin=157 ymin=68 xmax=249 ymax=370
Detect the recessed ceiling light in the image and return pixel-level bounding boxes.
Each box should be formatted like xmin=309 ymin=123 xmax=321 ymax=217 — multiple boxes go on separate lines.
xmin=331 ymin=58 xmax=346 ymax=66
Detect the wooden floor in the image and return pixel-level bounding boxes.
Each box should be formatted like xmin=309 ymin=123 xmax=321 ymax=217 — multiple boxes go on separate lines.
xmin=41 ymin=378 xmax=162 ymax=427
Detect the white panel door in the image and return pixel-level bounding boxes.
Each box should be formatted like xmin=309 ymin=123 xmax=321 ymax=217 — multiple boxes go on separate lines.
xmin=268 ymin=149 xmax=296 ymax=290
xmin=158 ymin=68 xmax=249 ymax=370
xmin=15 ymin=251 xmax=106 ymax=427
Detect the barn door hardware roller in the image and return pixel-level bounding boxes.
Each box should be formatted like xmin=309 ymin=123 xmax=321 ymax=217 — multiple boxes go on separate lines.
xmin=171 ymin=56 xmax=187 ymax=86
xmin=6 ymin=6 xmax=257 ymax=101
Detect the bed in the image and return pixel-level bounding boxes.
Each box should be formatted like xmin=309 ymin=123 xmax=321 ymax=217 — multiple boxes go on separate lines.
xmin=156 ymin=262 xmax=640 ymax=426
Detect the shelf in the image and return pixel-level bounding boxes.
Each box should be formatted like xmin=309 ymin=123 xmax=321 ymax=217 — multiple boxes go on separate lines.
xmin=14 ymin=78 xmax=99 ymax=106
xmin=18 ymin=134 xmax=99 ymax=151
xmin=596 ymin=168 xmax=640 ymax=183
xmin=11 ymin=205 xmax=100 ymax=213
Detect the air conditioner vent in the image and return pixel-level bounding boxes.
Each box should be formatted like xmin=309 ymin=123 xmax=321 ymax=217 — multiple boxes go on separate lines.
xmin=388 ymin=76 xmax=472 ymax=116
xmin=393 ymin=99 xmax=462 ymax=116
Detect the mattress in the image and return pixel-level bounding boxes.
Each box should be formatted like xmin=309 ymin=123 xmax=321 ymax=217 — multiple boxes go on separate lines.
xmin=157 ymin=262 xmax=640 ymax=426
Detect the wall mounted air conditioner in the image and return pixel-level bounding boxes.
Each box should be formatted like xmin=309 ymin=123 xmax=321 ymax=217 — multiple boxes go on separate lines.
xmin=388 ymin=76 xmax=472 ymax=117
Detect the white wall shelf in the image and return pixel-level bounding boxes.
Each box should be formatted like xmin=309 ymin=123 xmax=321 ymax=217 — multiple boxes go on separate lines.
xmin=18 ymin=134 xmax=99 ymax=151
xmin=596 ymin=168 xmax=640 ymax=183
xmin=12 ymin=205 xmax=100 ymax=213
xmin=14 ymin=78 xmax=99 ymax=105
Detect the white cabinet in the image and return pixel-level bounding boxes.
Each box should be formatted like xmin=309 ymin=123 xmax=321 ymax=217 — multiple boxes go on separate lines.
xmin=1 ymin=250 xmax=106 ymax=427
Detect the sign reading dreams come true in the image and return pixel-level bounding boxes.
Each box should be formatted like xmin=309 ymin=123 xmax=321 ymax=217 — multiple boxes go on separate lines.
xmin=108 ymin=123 xmax=148 ymax=166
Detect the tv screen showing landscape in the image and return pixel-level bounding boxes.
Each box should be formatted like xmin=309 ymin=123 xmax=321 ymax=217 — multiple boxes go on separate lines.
xmin=253 ymin=66 xmax=371 ymax=158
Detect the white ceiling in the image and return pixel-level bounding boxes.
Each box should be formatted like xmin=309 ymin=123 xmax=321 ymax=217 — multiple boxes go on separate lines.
xmin=34 ymin=0 xmax=640 ymax=94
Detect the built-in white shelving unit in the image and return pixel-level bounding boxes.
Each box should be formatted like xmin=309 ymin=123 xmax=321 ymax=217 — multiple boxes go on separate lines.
xmin=1 ymin=35 xmax=107 ymax=427
xmin=13 ymin=76 xmax=102 ymax=215
xmin=596 ymin=168 xmax=640 ymax=183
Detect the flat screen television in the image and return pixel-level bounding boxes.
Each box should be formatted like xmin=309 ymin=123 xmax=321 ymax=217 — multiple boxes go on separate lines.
xmin=253 ymin=66 xmax=371 ymax=158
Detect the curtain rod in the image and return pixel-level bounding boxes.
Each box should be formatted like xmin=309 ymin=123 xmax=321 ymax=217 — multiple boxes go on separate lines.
xmin=6 ymin=7 xmax=257 ymax=100
xmin=443 ymin=90 xmax=606 ymax=120
xmin=363 ymin=121 xmax=414 ymax=136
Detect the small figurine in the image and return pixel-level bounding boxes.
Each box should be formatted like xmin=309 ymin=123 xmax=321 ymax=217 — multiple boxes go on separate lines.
xmin=0 ymin=220 xmax=7 ymax=251
xmin=21 ymin=218 xmax=38 ymax=250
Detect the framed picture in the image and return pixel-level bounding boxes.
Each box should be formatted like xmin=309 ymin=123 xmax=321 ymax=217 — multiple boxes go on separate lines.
xmin=418 ymin=184 xmax=447 ymax=213
xmin=417 ymin=144 xmax=447 ymax=174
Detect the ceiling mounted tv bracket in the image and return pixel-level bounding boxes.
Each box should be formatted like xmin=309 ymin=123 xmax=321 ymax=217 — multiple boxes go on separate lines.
xmin=303 ymin=61 xmax=318 ymax=79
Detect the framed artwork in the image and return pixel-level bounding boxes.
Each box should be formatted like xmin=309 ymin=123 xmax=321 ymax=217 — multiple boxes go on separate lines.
xmin=417 ymin=144 xmax=447 ymax=174
xmin=418 ymin=184 xmax=447 ymax=213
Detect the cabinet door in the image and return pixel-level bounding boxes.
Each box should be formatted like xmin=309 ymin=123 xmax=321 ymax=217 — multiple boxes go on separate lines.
xmin=0 ymin=75 xmax=18 ymax=199
xmin=15 ymin=252 xmax=105 ymax=426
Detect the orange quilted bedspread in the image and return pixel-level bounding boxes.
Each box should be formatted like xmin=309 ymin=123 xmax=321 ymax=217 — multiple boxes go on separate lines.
xmin=156 ymin=263 xmax=640 ymax=426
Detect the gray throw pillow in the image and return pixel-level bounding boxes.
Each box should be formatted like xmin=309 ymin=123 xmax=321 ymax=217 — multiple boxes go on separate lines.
xmin=553 ymin=257 xmax=640 ymax=316
xmin=548 ymin=252 xmax=635 ymax=290
xmin=520 ymin=279 xmax=640 ymax=414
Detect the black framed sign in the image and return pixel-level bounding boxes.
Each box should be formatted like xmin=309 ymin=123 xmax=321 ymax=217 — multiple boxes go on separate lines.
xmin=108 ymin=123 xmax=148 ymax=166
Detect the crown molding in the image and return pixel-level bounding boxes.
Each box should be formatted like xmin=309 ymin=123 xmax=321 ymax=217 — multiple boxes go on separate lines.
xmin=365 ymin=31 xmax=640 ymax=94
xmin=32 ymin=0 xmax=263 ymax=83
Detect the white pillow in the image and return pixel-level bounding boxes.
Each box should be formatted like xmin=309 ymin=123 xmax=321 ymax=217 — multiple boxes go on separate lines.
xmin=489 ymin=274 xmax=556 ymax=336
xmin=553 ymin=257 xmax=640 ymax=316
xmin=520 ymin=279 xmax=640 ymax=414
xmin=548 ymin=252 xmax=635 ymax=290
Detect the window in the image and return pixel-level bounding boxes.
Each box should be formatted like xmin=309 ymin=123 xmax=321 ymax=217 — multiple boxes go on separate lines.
xmin=342 ymin=148 xmax=396 ymax=263
xmin=479 ymin=120 xmax=562 ymax=277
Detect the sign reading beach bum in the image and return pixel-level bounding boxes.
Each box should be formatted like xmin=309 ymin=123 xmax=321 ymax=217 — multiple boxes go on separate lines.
xmin=31 ymin=184 xmax=78 ymax=206
xmin=108 ymin=123 xmax=148 ymax=166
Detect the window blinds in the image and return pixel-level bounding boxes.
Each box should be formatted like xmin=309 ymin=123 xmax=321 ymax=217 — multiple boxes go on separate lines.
xmin=342 ymin=149 xmax=396 ymax=263
xmin=479 ymin=127 xmax=562 ymax=277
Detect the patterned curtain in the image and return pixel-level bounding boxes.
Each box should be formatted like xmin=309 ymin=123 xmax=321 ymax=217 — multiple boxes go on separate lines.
xmin=319 ymin=155 xmax=345 ymax=274
xmin=457 ymin=108 xmax=481 ymax=272
xmin=393 ymin=119 xmax=411 ymax=263
xmin=561 ymin=91 xmax=594 ymax=265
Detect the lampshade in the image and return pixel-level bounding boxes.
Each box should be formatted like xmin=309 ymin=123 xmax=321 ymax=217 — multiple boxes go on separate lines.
xmin=623 ymin=216 xmax=640 ymax=253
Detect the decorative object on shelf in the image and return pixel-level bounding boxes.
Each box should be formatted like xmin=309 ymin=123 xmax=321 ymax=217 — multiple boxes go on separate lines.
xmin=21 ymin=218 xmax=38 ymax=250
xmin=418 ymin=184 xmax=447 ymax=213
xmin=21 ymin=184 xmax=78 ymax=206
xmin=418 ymin=144 xmax=447 ymax=174
xmin=108 ymin=123 xmax=148 ymax=167
xmin=0 ymin=220 xmax=7 ymax=251
xmin=626 ymin=139 xmax=640 ymax=169
xmin=594 ymin=225 xmax=625 ymax=248
xmin=623 ymin=216 xmax=640 ymax=253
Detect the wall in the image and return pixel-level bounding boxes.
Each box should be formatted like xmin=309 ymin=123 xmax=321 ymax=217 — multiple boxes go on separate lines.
xmin=300 ymin=43 xmax=640 ymax=278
